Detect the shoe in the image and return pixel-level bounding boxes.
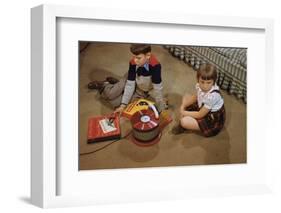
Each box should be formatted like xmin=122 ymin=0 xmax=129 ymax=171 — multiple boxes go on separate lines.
xmin=87 ymin=81 xmax=105 ymax=90
xmin=106 ymin=77 xmax=119 ymax=84
xmin=171 ymin=124 xmax=186 ymax=135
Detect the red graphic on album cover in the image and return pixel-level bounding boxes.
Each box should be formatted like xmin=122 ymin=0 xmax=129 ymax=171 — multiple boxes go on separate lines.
xmin=87 ymin=114 xmax=121 ymax=143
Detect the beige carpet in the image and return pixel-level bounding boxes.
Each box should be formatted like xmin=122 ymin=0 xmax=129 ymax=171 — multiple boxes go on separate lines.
xmin=79 ymin=42 xmax=246 ymax=170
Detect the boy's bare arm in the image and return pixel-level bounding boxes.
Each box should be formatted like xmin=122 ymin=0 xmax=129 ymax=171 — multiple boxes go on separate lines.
xmin=180 ymin=94 xmax=197 ymax=111
xmin=114 ymin=104 xmax=126 ymax=113
xmin=181 ymin=106 xmax=210 ymax=119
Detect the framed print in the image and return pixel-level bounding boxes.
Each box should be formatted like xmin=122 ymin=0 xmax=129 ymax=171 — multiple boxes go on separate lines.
xmin=31 ymin=4 xmax=274 ymax=208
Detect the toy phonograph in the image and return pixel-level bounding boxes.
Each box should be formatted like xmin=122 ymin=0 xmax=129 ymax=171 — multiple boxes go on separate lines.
xmin=87 ymin=99 xmax=172 ymax=147
xmin=121 ymin=98 xmax=156 ymax=119
xmin=129 ymin=100 xmax=162 ymax=146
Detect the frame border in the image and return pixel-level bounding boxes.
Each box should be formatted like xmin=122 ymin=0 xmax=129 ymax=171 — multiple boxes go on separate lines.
xmin=31 ymin=4 xmax=274 ymax=208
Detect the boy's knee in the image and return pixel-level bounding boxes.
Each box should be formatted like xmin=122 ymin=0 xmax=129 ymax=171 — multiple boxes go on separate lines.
xmin=180 ymin=117 xmax=187 ymax=127
xmin=180 ymin=116 xmax=193 ymax=128
xmin=100 ymin=86 xmax=113 ymax=99
xmin=101 ymin=84 xmax=121 ymax=100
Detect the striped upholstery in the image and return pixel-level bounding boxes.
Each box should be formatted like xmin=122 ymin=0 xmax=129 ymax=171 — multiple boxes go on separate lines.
xmin=164 ymin=45 xmax=247 ymax=103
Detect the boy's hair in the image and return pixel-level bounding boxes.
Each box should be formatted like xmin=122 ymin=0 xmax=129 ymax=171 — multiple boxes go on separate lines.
xmin=197 ymin=63 xmax=217 ymax=83
xmin=130 ymin=44 xmax=151 ymax=55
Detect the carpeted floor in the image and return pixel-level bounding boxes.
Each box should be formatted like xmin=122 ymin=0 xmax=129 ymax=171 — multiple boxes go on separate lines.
xmin=78 ymin=42 xmax=246 ymax=170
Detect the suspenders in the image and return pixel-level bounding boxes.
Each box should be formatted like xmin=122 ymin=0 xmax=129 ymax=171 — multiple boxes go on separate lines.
xmin=210 ymin=89 xmax=221 ymax=95
xmin=201 ymin=89 xmax=223 ymax=110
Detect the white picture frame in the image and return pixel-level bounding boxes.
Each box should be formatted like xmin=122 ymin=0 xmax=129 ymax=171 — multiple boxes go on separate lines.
xmin=31 ymin=4 xmax=274 ymax=208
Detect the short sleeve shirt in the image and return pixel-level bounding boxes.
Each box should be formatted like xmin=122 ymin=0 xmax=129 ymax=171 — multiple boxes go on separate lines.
xmin=196 ymin=83 xmax=224 ymax=112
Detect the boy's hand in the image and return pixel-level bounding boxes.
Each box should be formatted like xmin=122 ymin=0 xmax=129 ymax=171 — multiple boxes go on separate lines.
xmin=180 ymin=107 xmax=189 ymax=117
xmin=180 ymin=111 xmax=188 ymax=118
xmin=114 ymin=104 xmax=126 ymax=114
xmin=157 ymin=101 xmax=168 ymax=113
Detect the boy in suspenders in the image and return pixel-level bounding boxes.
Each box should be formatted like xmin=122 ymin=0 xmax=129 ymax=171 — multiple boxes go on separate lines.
xmin=173 ymin=63 xmax=225 ymax=137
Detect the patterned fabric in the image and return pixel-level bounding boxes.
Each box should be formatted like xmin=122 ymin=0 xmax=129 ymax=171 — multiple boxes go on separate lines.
xmin=186 ymin=102 xmax=226 ymax=137
xmin=164 ymin=45 xmax=247 ymax=103
xmin=122 ymin=54 xmax=163 ymax=104
xmin=211 ymin=47 xmax=247 ymax=68
xmin=121 ymin=54 xmax=167 ymax=111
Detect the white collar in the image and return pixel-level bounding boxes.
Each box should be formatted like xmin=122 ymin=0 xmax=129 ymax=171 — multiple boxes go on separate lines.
xmin=136 ymin=62 xmax=149 ymax=71
xmin=197 ymin=83 xmax=219 ymax=94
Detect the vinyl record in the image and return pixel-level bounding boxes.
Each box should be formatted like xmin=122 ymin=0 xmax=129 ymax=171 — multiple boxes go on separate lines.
xmin=131 ymin=109 xmax=160 ymax=144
